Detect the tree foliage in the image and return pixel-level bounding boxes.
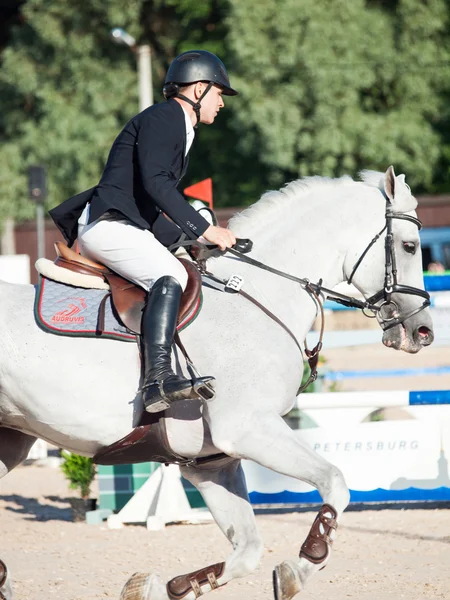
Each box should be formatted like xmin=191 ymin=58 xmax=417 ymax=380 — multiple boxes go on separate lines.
xmin=60 ymin=451 xmax=96 ymax=499
xmin=227 ymin=0 xmax=450 ymax=190
xmin=0 ymin=0 xmax=449 ymax=228
xmin=0 ymin=0 xmax=143 ymax=222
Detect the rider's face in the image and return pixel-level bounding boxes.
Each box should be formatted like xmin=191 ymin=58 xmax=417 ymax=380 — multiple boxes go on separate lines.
xmin=197 ymin=84 xmax=225 ymax=125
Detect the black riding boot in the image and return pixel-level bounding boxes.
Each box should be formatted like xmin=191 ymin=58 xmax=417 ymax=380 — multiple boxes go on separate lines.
xmin=141 ymin=276 xmax=215 ymax=413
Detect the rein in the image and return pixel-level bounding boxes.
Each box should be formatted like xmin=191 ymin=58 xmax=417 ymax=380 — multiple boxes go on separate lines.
xmin=200 ymin=267 xmax=325 ymax=394
xmin=172 ymin=203 xmax=430 ymax=392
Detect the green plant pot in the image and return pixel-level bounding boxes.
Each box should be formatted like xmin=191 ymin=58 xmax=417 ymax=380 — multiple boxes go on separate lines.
xmin=69 ymin=497 xmax=97 ymax=522
xmin=85 ymin=498 xmax=97 ymax=512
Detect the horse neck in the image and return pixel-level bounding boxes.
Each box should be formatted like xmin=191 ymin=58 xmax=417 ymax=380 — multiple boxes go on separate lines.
xmin=227 ymin=184 xmax=382 ymax=338
xmin=232 ymin=185 xmax=372 ymax=287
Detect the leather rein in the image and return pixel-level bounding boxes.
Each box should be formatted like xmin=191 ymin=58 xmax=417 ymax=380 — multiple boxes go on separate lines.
xmin=173 ymin=202 xmax=430 ymax=392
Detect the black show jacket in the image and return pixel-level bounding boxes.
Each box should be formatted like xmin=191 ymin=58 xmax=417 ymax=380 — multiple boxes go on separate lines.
xmin=49 ymin=99 xmax=210 ymax=248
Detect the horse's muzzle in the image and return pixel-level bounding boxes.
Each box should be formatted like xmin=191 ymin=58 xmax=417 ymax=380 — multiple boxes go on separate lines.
xmin=382 ymin=321 xmax=434 ymax=353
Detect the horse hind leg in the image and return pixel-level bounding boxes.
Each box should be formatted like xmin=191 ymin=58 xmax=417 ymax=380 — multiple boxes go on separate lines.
xmin=0 ymin=427 xmax=37 ymax=479
xmin=0 ymin=428 xmax=33 ymax=600
xmin=0 ymin=558 xmax=13 ymax=600
xmin=119 ymin=458 xmax=264 ymax=600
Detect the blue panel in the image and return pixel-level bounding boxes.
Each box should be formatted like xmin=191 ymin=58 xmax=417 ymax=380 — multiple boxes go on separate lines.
xmin=349 ymin=487 xmax=450 ymax=502
xmin=424 ymin=274 xmax=450 ymax=291
xmin=419 ymin=227 xmax=450 ymax=244
xmin=249 ymin=487 xmax=450 ymax=505
xmin=326 ymin=366 xmax=450 ymax=380
xmin=323 ymin=279 xmax=450 ymax=311
xmin=409 ymin=390 xmax=450 ymax=405
xmin=249 ymin=490 xmax=322 ymax=504
xmin=322 ymin=301 xmax=352 ymax=311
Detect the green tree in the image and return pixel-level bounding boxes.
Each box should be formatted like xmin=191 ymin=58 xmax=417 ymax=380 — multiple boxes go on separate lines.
xmin=0 ymin=0 xmax=247 ymax=226
xmin=0 ymin=0 xmax=142 ymax=223
xmin=227 ymin=0 xmax=450 ymax=191
xmin=2 ymin=0 xmax=450 ymax=229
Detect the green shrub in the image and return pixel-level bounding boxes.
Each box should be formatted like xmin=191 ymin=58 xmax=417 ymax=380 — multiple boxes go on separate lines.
xmin=60 ymin=451 xmax=96 ymax=500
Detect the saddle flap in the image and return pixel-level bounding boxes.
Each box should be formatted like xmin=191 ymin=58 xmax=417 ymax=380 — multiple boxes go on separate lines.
xmin=177 ymin=258 xmax=202 ymax=324
xmin=103 ymin=257 xmax=201 ymax=334
xmin=92 ymin=421 xmax=182 ymax=465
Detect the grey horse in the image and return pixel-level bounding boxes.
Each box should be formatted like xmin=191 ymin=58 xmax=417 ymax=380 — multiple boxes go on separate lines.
xmin=0 ymin=167 xmax=433 ymax=599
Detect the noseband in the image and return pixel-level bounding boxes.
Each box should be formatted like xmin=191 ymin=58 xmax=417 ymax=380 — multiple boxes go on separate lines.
xmin=346 ymin=201 xmax=430 ymax=330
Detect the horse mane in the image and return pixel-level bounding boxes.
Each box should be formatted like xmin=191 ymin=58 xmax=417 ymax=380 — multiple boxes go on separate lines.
xmin=358 ymin=170 xmax=385 ymax=189
xmin=230 ymin=174 xmax=355 ymax=230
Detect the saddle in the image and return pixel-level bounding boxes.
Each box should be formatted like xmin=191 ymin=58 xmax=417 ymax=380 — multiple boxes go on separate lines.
xmin=52 ymin=241 xmax=202 ymax=334
xmin=35 ymin=242 xmax=209 ymax=467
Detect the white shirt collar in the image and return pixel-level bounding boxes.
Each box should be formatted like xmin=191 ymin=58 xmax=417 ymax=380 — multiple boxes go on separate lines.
xmin=181 ymin=105 xmax=195 ymax=156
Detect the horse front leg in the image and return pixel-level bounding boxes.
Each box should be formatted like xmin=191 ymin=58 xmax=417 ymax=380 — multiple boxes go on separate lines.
xmin=212 ymin=412 xmax=350 ymax=599
xmin=175 ymin=458 xmax=264 ymax=593
xmin=119 ymin=458 xmax=264 ymax=600
xmin=0 ymin=428 xmax=36 ymax=600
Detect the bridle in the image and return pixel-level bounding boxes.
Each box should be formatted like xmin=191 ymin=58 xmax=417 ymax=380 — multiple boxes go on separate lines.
xmin=207 ymin=200 xmax=430 ymax=331
xmin=345 ymin=201 xmax=430 ymax=330
xmin=172 ymin=200 xmax=430 ymax=392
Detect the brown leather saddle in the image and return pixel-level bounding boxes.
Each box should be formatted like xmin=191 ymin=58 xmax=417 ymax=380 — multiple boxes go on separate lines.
xmin=53 ymin=241 xmax=202 ymax=334
xmin=51 ymin=243 xmax=211 ymax=466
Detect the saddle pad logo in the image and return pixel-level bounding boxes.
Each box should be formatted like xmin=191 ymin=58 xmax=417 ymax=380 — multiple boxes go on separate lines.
xmin=51 ymin=297 xmax=87 ymax=324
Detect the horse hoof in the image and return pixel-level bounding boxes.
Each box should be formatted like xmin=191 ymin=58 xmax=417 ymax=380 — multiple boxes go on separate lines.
xmin=0 ymin=558 xmax=12 ymax=600
xmin=119 ymin=573 xmax=166 ymax=600
xmin=273 ymin=560 xmax=302 ymax=600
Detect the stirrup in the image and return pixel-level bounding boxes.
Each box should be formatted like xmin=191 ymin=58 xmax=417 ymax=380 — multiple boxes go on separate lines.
xmin=143 ymin=376 xmax=216 ymax=413
xmin=192 ymin=377 xmax=216 ymax=401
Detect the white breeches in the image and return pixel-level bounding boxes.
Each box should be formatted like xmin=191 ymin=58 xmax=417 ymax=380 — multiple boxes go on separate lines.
xmin=77 ymin=215 xmax=188 ymax=292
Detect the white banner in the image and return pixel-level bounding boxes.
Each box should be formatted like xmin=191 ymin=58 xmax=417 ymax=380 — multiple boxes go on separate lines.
xmin=243 ymin=408 xmax=450 ymax=502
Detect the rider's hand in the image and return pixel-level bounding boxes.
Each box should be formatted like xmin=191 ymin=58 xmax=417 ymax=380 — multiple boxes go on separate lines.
xmin=202 ymin=225 xmax=236 ymax=251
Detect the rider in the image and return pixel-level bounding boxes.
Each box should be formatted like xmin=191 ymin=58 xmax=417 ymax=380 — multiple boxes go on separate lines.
xmin=49 ymin=50 xmax=238 ymax=413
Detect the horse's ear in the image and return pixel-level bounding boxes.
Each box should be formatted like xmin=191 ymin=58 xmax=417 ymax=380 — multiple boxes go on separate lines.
xmin=384 ymin=166 xmax=396 ymax=203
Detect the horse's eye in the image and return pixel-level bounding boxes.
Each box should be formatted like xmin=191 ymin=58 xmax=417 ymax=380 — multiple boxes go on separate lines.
xmin=403 ymin=241 xmax=416 ymax=255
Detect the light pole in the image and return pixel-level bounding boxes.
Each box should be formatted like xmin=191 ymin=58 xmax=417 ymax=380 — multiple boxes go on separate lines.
xmin=28 ymin=165 xmax=47 ymax=259
xmin=110 ymin=28 xmax=153 ymax=111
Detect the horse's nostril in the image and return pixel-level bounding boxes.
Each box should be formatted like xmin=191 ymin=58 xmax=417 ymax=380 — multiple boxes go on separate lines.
xmin=417 ymin=326 xmax=434 ymax=345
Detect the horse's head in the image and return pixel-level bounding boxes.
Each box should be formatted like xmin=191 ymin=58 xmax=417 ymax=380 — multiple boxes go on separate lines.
xmin=345 ymin=166 xmax=434 ymax=353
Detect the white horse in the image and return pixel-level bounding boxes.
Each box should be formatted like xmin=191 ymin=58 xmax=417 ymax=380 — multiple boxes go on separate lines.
xmin=0 ymin=166 xmax=433 ymax=600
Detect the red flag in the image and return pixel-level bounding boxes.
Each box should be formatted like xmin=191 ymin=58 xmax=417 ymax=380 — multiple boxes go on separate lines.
xmin=184 ymin=178 xmax=213 ymax=208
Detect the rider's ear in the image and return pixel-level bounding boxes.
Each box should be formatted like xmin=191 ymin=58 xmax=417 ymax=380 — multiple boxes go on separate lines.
xmin=194 ymin=82 xmax=204 ymax=99
xmin=384 ymin=165 xmax=396 ymax=203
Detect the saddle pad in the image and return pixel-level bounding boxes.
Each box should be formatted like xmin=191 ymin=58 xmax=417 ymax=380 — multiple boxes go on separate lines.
xmin=34 ymin=276 xmax=203 ymax=341
xmin=35 ymin=276 xmax=136 ymax=341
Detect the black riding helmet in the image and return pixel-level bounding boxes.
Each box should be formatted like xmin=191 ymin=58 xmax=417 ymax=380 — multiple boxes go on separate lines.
xmin=163 ymin=50 xmax=237 ymax=125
